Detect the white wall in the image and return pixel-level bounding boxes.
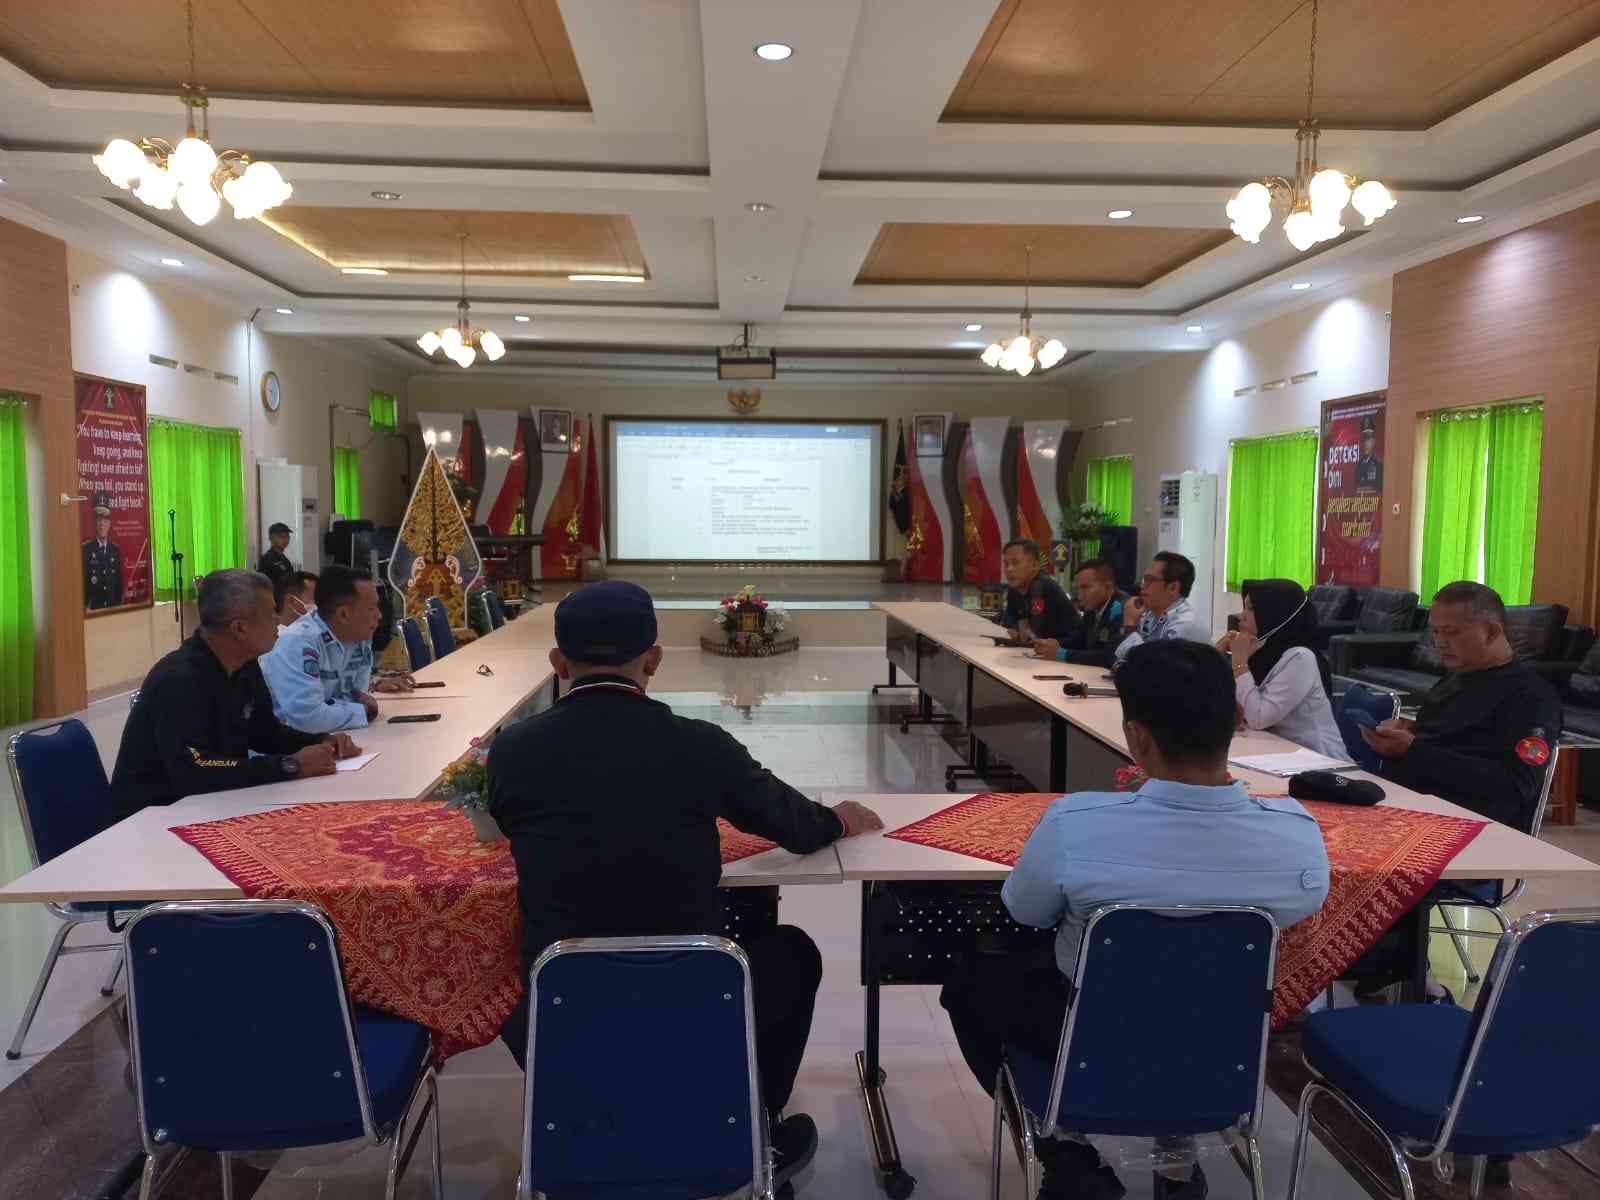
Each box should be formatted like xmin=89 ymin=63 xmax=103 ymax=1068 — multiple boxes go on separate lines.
xmin=1069 ymin=279 xmax=1394 ymax=633
xmin=65 ymin=248 xmax=408 ymax=693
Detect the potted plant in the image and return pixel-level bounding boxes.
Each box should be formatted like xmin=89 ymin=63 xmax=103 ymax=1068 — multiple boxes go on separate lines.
xmin=1057 ymin=501 xmax=1117 ymax=574
xmin=437 ymin=739 xmax=501 ymax=842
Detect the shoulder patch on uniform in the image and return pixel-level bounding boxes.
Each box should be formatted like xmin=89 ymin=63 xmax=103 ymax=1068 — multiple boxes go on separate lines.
xmin=1516 ymin=733 xmax=1551 ymax=767
xmin=1031 ymin=597 xmax=1045 ymax=615
xmin=302 ymin=646 xmax=320 ymax=676
xmin=321 ymin=630 xmax=335 ymax=644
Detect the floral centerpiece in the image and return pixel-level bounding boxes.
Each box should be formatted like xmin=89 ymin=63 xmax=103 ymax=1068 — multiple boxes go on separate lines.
xmin=703 ymin=584 xmax=797 ymax=657
xmin=437 ymin=738 xmax=502 ymax=842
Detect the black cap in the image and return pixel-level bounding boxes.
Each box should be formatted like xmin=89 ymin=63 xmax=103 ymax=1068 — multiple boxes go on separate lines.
xmin=555 ymin=581 xmax=658 ymax=665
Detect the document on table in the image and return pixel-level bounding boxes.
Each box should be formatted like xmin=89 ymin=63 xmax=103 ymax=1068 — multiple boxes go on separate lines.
xmin=1228 ymin=748 xmax=1356 ymax=777
xmin=335 ymin=752 xmax=380 ymax=773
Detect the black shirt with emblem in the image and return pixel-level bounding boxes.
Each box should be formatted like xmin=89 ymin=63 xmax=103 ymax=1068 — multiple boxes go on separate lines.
xmin=257 ymin=548 xmax=294 ymax=585
xmin=488 ymin=675 xmax=847 ymax=972
xmin=995 ymin=574 xmax=1080 ymax=642
xmin=1381 ymin=659 xmax=1563 ymax=831
xmin=110 ymin=633 xmax=323 ymax=822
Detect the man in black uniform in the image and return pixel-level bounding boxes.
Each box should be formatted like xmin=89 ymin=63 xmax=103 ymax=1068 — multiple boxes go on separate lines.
xmin=1355 ymin=415 xmax=1382 ymax=494
xmin=111 ymin=569 xmax=361 ymax=822
xmin=1031 ymin=558 xmax=1128 ymax=667
xmin=488 ymin=581 xmax=883 ymax=1191
xmin=1361 ymin=581 xmax=1562 ymax=832
xmin=257 ymin=522 xmax=295 ymax=585
xmin=995 ymin=538 xmax=1080 ymax=643
xmin=82 ymin=493 xmax=123 ymax=610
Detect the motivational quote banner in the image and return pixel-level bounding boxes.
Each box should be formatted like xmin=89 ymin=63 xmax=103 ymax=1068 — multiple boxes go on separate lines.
xmin=1317 ymin=395 xmax=1386 ymax=588
xmin=75 ymin=374 xmax=152 ymax=614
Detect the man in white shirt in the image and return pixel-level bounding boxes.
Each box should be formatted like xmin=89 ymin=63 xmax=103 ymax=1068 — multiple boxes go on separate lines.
xmin=1114 ymin=551 xmax=1210 ymax=662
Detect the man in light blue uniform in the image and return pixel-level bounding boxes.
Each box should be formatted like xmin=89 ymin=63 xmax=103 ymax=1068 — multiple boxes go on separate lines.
xmin=261 ymin=566 xmax=403 ymax=733
xmin=1114 ymin=551 xmax=1210 ymax=663
xmin=941 ymin=640 xmax=1330 ymax=1200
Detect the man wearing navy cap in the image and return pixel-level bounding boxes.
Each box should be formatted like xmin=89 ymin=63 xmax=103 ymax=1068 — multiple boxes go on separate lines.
xmin=488 ymin=580 xmax=883 ymax=1190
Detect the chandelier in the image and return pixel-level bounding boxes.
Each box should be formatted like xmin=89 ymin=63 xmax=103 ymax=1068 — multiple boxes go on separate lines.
xmin=417 ymin=234 xmax=506 ymax=368
xmin=90 ymin=0 xmax=292 ymax=226
xmin=979 ymin=245 xmax=1067 ymax=376
xmin=1224 ymin=0 xmax=1395 ymax=252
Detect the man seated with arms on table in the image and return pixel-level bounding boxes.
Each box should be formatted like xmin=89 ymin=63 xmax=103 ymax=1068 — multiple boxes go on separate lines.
xmin=110 ymin=569 xmax=361 ymax=822
xmin=941 ymin=640 xmax=1330 ymax=1200
xmin=1113 ymin=551 xmax=1209 ymax=663
xmin=1360 ymin=580 xmax=1562 ymax=833
xmin=488 ymin=581 xmax=884 ymax=1192
xmin=996 ymin=538 xmax=1080 ymax=644
xmin=260 ymin=565 xmax=413 ymax=735
xmin=274 ymin=569 xmax=318 ymax=635
xmin=1031 ymin=558 xmax=1128 ymax=667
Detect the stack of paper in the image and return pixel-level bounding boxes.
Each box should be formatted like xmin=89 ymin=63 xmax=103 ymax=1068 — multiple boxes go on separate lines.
xmin=1228 ymin=748 xmax=1356 ymax=777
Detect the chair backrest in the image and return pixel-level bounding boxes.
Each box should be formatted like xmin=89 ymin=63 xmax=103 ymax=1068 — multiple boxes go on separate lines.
xmin=1308 ymin=584 xmax=1357 ymax=625
xmin=1503 ymin=603 xmax=1569 ymax=662
xmin=124 ymin=900 xmax=379 ymax=1154
xmin=1047 ymin=906 xmax=1278 ymax=1138
xmin=521 ymin=935 xmax=768 ymax=1200
xmin=487 ymin=590 xmax=507 ymax=630
xmin=400 ymin=617 xmax=432 ymax=671
xmin=1356 ymin=587 xmax=1419 ymax=633
xmin=424 ymin=606 xmax=456 ymax=658
xmin=1526 ymin=743 xmax=1562 ymax=838
xmin=1336 ymin=684 xmax=1400 ymax=772
xmin=1431 ymin=909 xmax=1600 ymax=1154
xmin=6 ymin=719 xmax=116 ymax=869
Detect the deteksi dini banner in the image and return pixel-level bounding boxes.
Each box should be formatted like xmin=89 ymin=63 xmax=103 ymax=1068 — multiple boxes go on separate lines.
xmin=1317 ymin=396 xmax=1385 ymax=588
xmin=75 ymin=374 xmax=152 ymax=614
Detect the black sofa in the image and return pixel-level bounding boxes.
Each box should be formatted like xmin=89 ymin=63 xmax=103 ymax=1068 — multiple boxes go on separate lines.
xmin=1313 ymin=586 xmax=1423 ymax=650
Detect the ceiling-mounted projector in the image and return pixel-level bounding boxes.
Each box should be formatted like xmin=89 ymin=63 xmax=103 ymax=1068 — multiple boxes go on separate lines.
xmin=718 ymin=323 xmax=776 ymax=380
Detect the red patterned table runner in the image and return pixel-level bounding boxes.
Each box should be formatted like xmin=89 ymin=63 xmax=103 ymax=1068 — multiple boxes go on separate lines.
xmin=887 ymin=792 xmax=1487 ymax=1025
xmin=173 ymin=804 xmax=783 ymax=1058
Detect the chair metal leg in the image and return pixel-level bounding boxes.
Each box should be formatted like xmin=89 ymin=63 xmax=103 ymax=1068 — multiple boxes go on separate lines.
xmin=1469 ymin=1155 xmax=1486 ymax=1199
xmin=100 ymin=947 xmax=126 ymax=997
xmin=1435 ymin=906 xmax=1482 ymax=984
xmin=6 ymin=918 xmax=76 ymax=1059
xmin=428 ymin=1071 xmax=443 ymax=1200
xmin=1244 ymin=1134 xmax=1266 ymax=1200
xmin=219 ymin=1150 xmax=235 ymax=1200
xmin=989 ymin=1078 xmax=1004 ymax=1200
xmin=1290 ymin=1081 xmax=1417 ymax=1200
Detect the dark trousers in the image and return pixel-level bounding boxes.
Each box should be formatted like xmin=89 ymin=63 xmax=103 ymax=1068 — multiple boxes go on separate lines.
xmin=940 ymin=950 xmax=1072 ymax=1098
xmin=500 ymin=924 xmax=824 ymax=1120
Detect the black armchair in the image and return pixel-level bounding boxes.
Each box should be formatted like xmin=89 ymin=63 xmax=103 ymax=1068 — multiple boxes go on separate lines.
xmin=1316 ymin=586 xmax=1421 ymax=648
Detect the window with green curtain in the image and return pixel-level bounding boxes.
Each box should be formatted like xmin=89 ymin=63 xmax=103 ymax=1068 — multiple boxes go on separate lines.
xmin=1225 ymin=430 xmax=1318 ymax=591
xmin=334 ymin=446 xmax=362 ymax=521
xmin=148 ymin=418 xmax=245 ymax=602
xmin=0 ymin=394 xmax=34 ymax=726
xmin=369 ymin=389 xmax=397 ymax=433
xmin=1483 ymin=403 xmax=1543 ymax=605
xmin=1085 ymin=455 xmax=1133 ymax=524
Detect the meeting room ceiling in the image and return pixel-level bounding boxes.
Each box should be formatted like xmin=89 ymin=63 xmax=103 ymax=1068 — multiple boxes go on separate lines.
xmin=2 ymin=0 xmax=1599 ymax=381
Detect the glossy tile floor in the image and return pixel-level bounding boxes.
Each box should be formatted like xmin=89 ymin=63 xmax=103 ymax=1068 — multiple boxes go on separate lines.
xmin=5 ymin=646 xmax=1600 ymax=1198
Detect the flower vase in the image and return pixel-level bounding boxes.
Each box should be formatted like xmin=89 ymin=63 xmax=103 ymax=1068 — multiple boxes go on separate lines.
xmin=465 ymin=807 xmax=505 ymax=843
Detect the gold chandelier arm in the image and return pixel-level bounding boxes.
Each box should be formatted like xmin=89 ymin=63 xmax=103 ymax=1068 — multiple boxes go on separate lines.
xmin=1304 ymin=0 xmax=1319 ymax=125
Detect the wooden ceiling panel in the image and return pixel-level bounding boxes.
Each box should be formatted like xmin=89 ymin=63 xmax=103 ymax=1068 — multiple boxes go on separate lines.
xmin=854 ymin=223 xmax=1233 ymax=289
xmin=944 ymin=0 xmax=1600 ymax=129
xmin=0 ymin=0 xmax=589 ymax=108
xmin=260 ymin=208 xmax=649 ymax=277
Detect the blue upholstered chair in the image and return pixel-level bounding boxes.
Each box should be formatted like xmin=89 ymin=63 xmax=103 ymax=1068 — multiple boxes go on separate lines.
xmin=5 ymin=719 xmax=150 ymax=1060
xmin=1335 ymin=682 xmax=1400 ymax=774
xmin=992 ymin=905 xmax=1279 ymax=1200
xmin=1289 ymin=908 xmax=1600 ymax=1200
xmin=486 ymin=590 xmax=507 ymax=630
xmin=424 ymin=604 xmax=456 ymax=659
xmin=125 ymin=900 xmax=442 ymax=1200
xmin=400 ymin=617 xmax=432 ymax=672
xmin=518 ymin=935 xmax=774 ymax=1200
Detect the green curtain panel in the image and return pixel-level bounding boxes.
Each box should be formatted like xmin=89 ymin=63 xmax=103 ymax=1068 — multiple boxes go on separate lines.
xmin=0 ymin=395 xmax=35 ymax=726
xmin=334 ymin=446 xmax=363 ymax=521
xmin=149 ymin=418 xmax=246 ymax=602
xmin=1225 ymin=430 xmax=1318 ymax=591
xmin=1417 ymin=409 xmax=1491 ymax=604
xmin=1086 ymin=455 xmax=1133 ymax=525
xmin=369 ymin=389 xmax=397 ymax=434
xmin=1483 ymin=403 xmax=1543 ymax=605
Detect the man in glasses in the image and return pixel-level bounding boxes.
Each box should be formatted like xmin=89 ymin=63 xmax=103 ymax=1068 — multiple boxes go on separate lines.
xmin=1114 ymin=551 xmax=1209 ymax=663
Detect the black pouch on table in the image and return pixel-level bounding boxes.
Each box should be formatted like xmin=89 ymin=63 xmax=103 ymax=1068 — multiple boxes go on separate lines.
xmin=1288 ymin=770 xmax=1384 ymax=806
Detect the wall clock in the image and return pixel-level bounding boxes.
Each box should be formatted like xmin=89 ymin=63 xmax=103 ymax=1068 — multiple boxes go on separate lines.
xmin=260 ymin=370 xmax=282 ymax=414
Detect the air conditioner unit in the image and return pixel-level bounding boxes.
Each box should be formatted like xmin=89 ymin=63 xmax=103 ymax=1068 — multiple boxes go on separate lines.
xmin=1156 ymin=470 xmax=1219 ymax=635
xmin=717 ymin=346 xmax=777 ymax=380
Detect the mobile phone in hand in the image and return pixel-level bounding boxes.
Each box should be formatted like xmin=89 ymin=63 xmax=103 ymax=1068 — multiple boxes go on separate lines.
xmin=412 ymin=681 xmax=446 ymax=689
xmin=389 ymin=713 xmax=443 ymax=724
xmin=1345 ymin=708 xmax=1379 ymax=729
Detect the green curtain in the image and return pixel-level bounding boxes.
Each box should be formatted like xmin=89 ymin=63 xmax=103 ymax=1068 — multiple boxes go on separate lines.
xmin=1225 ymin=430 xmax=1318 ymax=591
xmin=1086 ymin=455 xmax=1133 ymax=524
xmin=0 ymin=395 xmax=34 ymax=726
xmin=1418 ymin=409 xmax=1491 ymax=604
xmin=149 ymin=418 xmax=246 ymax=602
xmin=334 ymin=446 xmax=362 ymax=521
xmin=369 ymin=389 xmax=397 ymax=434
xmin=1483 ymin=403 xmax=1543 ymax=605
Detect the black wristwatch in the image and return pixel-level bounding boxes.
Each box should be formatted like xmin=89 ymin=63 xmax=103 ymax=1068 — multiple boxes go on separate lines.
xmin=279 ymin=754 xmax=301 ymax=778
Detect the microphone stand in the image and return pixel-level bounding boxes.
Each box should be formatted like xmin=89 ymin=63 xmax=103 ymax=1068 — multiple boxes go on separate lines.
xmin=169 ymin=508 xmax=186 ymax=642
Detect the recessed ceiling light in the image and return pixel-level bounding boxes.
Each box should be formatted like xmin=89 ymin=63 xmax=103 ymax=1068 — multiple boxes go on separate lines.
xmin=1106 ymin=209 xmax=1134 ymax=220
xmin=1185 ymin=324 xmax=1203 ymax=333
xmin=746 ymin=201 xmax=775 ymax=213
xmin=744 ymin=274 xmax=765 ymax=283
xmin=275 ymin=307 xmax=294 ymax=315
xmin=513 ymin=314 xmax=531 ymax=323
xmin=965 ymin=323 xmax=983 ymax=332
xmin=1456 ymin=214 xmax=1484 ymax=224
xmin=568 ymin=273 xmax=646 ymax=284
xmin=371 ymin=190 xmax=403 ymax=201
xmin=341 ymin=267 xmax=388 ymax=276
xmin=1290 ymin=281 xmax=1313 ymax=291
xmin=754 ymin=42 xmax=793 ymax=61
xmin=160 ymin=257 xmax=183 ymax=267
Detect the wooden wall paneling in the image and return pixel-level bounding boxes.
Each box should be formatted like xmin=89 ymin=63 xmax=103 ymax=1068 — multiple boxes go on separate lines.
xmin=0 ymin=216 xmax=86 ymax=715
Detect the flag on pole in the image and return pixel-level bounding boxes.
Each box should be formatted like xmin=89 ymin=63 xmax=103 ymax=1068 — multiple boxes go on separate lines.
xmin=889 ymin=420 xmax=912 ymax=535
xmin=579 ymin=415 xmax=604 ymax=556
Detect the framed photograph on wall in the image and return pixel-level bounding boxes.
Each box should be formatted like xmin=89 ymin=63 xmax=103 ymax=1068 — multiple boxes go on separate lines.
xmin=914 ymin=413 xmax=946 ymax=457
xmin=537 ymin=408 xmax=573 ymax=452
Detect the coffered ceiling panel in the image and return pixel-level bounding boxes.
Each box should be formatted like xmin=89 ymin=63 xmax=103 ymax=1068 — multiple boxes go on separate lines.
xmin=0 ymin=0 xmax=588 ymax=108
xmin=944 ymin=0 xmax=1600 ymax=129
xmin=259 ymin=208 xmax=649 ymax=277
xmin=855 ymin=223 xmax=1233 ymax=289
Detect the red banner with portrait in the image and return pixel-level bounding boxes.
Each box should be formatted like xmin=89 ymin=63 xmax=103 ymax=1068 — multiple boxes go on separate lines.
xmin=1317 ymin=395 xmax=1386 ymax=588
xmin=75 ymin=374 xmax=152 ymax=614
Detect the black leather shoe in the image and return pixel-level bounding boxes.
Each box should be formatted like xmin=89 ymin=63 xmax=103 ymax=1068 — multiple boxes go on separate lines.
xmin=1036 ymin=1138 xmax=1126 ymax=1199
xmin=1151 ymin=1164 xmax=1208 ymax=1200
xmin=771 ymin=1114 xmax=818 ymax=1188
xmin=1484 ymin=1155 xmax=1513 ymax=1187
